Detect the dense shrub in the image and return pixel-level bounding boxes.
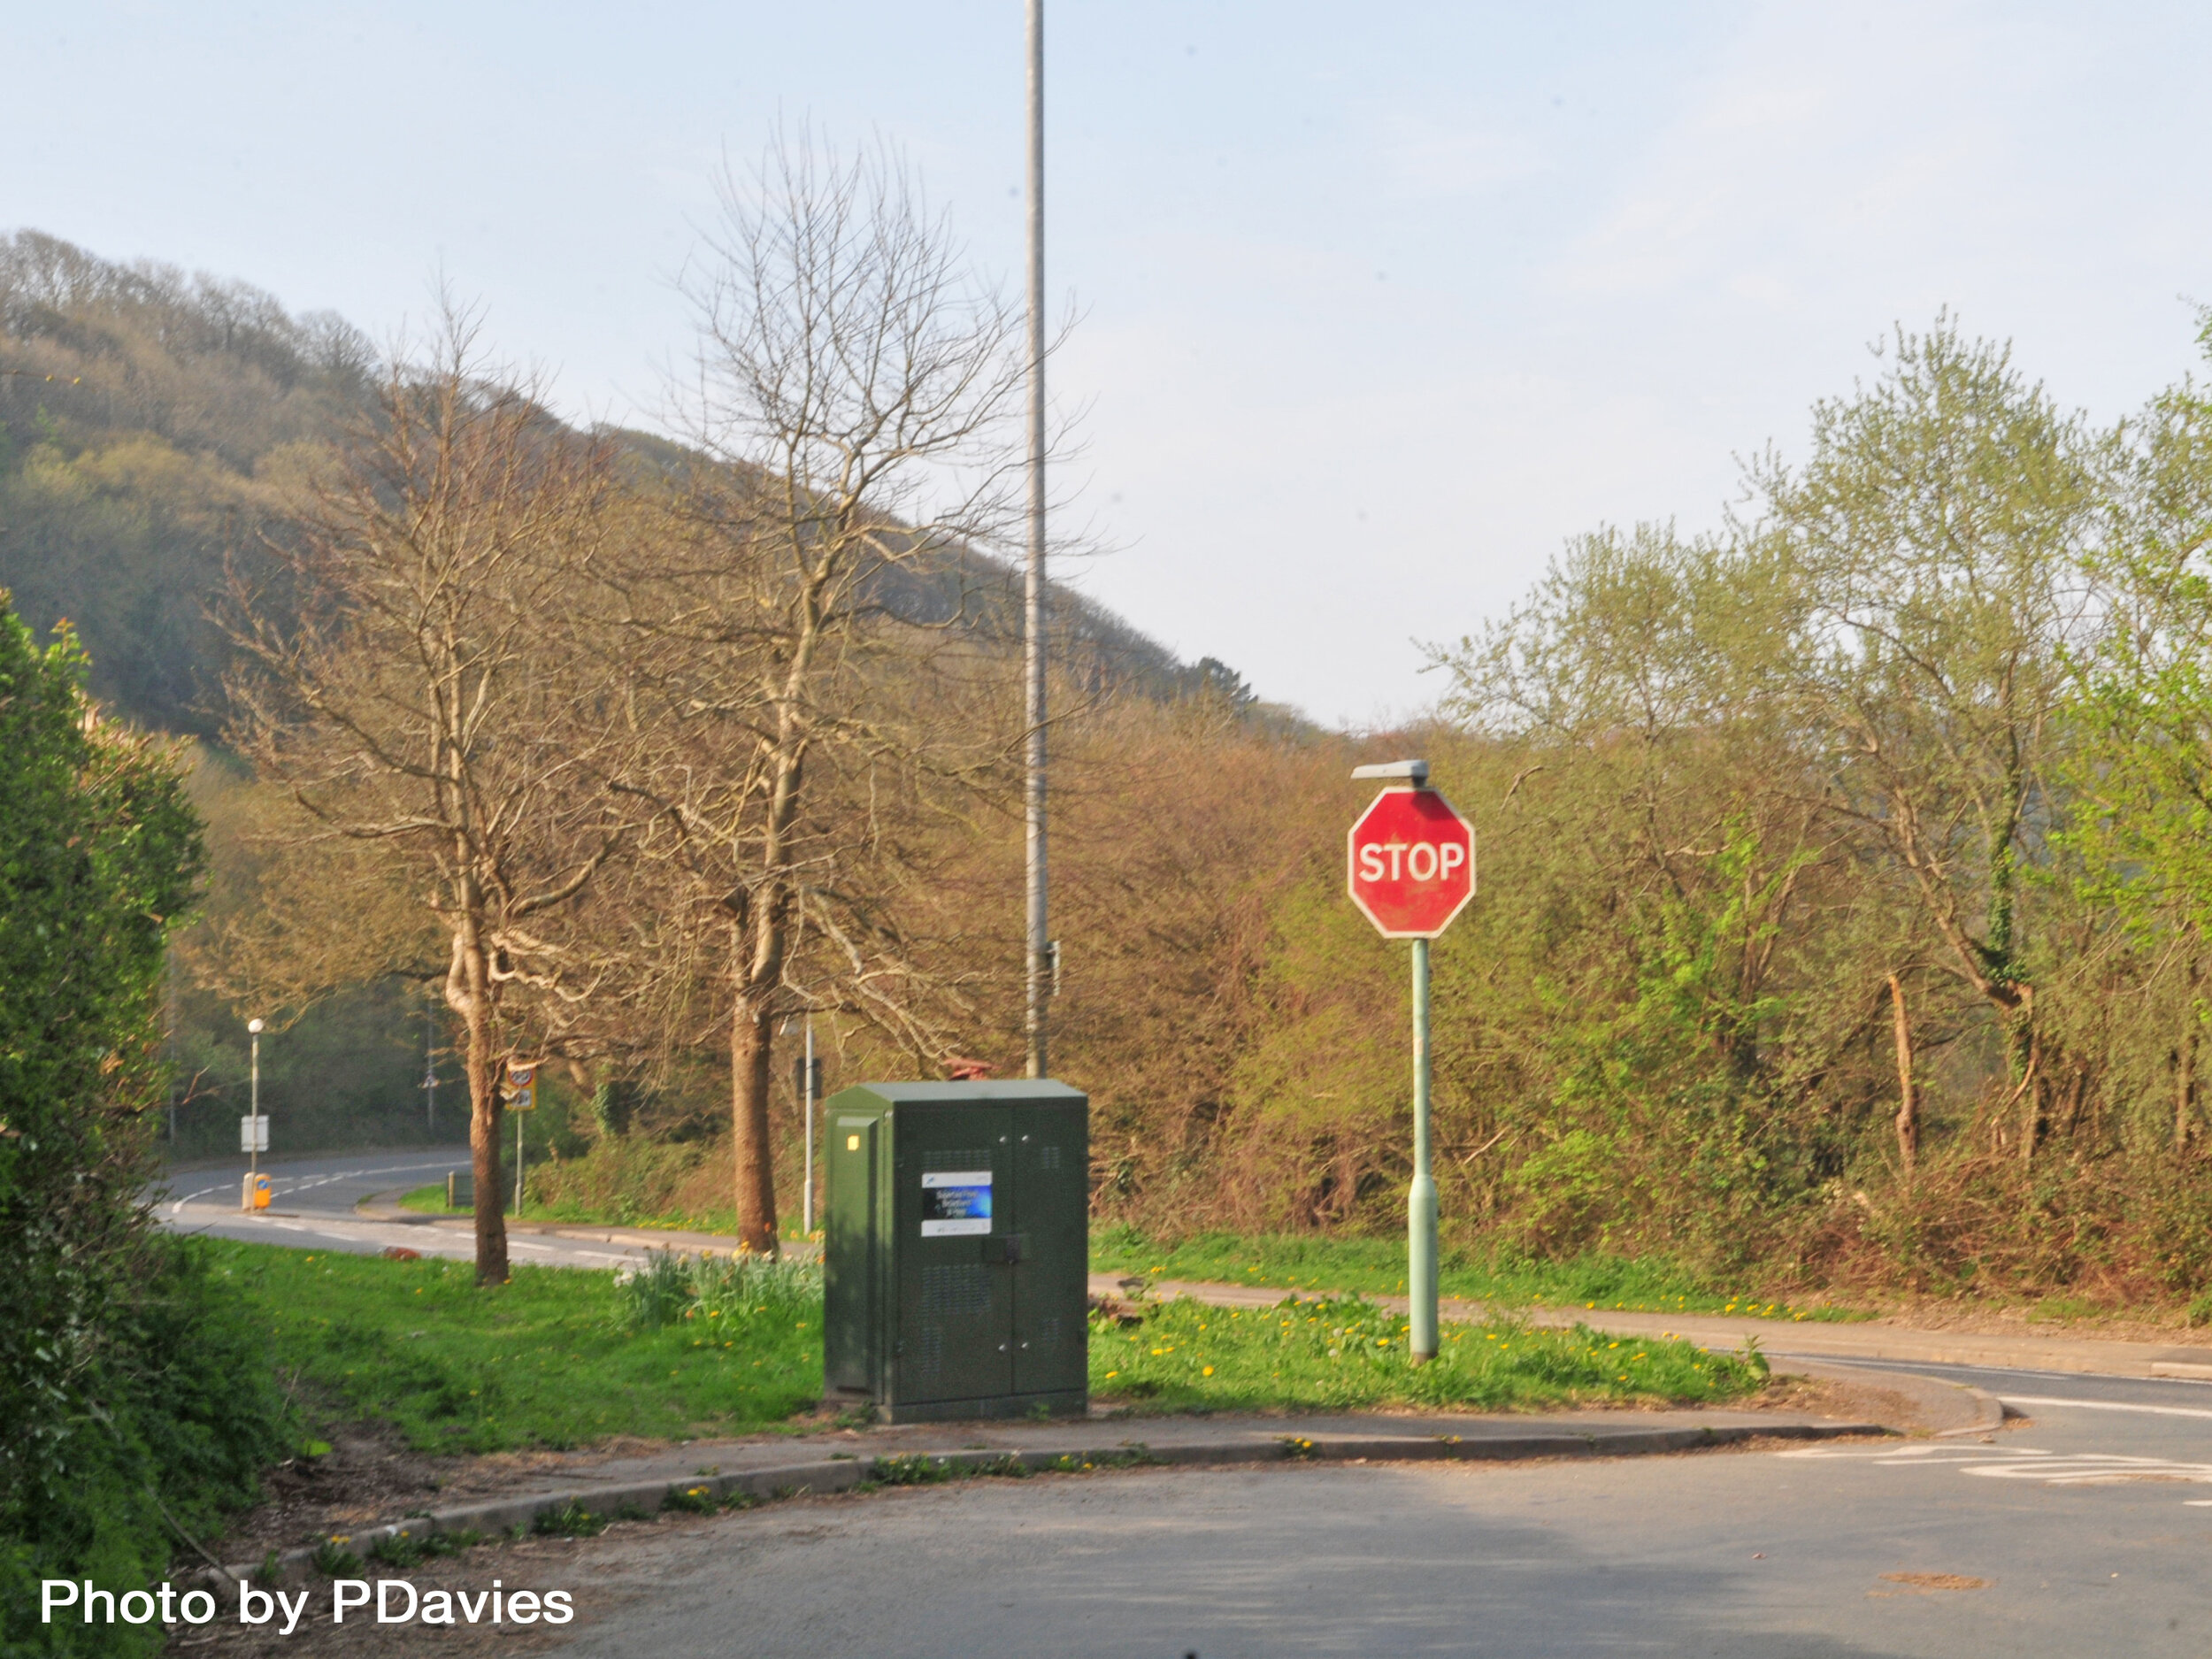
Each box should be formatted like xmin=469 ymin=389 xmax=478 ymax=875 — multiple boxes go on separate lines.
xmin=0 ymin=603 xmax=284 ymax=1655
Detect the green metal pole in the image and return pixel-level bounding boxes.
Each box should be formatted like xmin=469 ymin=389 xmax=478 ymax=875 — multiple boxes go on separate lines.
xmin=1409 ymin=937 xmax=1438 ymax=1362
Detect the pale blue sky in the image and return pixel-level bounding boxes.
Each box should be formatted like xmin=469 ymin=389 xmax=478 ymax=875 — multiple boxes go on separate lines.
xmin=15 ymin=3 xmax=2212 ymax=725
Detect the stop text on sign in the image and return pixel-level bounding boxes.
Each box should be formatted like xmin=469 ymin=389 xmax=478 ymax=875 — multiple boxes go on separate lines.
xmin=1347 ymin=787 xmax=1476 ymax=939
xmin=1354 ymin=839 xmax=1468 ymax=885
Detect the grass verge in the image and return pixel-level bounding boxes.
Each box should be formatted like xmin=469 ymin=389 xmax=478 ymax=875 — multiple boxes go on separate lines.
xmin=395 ymin=1181 xmax=818 ymax=1242
xmin=396 ymin=1182 xmax=458 ymax=1215
xmin=208 ymin=1240 xmax=819 ymax=1452
xmin=1093 ymin=1294 xmax=1766 ymax=1412
xmin=213 ymin=1237 xmax=1768 ymax=1459
xmin=1091 ymin=1225 xmax=1858 ymax=1321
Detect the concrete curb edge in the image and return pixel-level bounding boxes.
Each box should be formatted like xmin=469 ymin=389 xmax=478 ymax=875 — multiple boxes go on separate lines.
xmin=188 ymin=1416 xmax=1885 ymax=1592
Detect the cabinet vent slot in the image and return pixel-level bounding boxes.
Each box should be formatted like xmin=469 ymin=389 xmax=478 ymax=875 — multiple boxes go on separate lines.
xmin=920 ymin=1263 xmax=993 ymax=1317
xmin=922 ymin=1148 xmax=991 ymax=1171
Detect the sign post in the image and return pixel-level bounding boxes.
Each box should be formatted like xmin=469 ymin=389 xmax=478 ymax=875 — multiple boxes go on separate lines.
xmin=1347 ymin=758 xmax=1475 ymax=1363
xmin=507 ymin=1062 xmax=537 ymax=1216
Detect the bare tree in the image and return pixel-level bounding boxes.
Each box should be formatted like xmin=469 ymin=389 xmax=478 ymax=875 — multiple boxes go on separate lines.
xmin=613 ymin=134 xmax=1037 ymax=1253
xmin=223 ymin=317 xmax=634 ymax=1283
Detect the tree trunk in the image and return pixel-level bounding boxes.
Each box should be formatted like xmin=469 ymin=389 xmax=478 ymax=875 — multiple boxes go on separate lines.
xmin=1887 ymin=974 xmax=1918 ymax=1176
xmin=450 ymin=921 xmax=509 ymax=1285
xmin=2016 ymin=1007 xmax=2043 ymax=1165
xmin=730 ymin=990 xmax=780 ymax=1255
xmin=2179 ymin=956 xmax=2200 ymax=1156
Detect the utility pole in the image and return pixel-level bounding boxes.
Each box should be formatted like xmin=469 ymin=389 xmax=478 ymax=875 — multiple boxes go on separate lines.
xmin=1024 ymin=0 xmax=1049 ymax=1079
xmin=423 ymin=991 xmax=437 ymax=1135
xmin=803 ymin=1016 xmax=817 ymax=1235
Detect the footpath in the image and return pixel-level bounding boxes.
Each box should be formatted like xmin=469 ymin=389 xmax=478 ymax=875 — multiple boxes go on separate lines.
xmin=1085 ymin=1271 xmax=2212 ymax=1383
xmin=349 ymin=1194 xmax=825 ymax=1261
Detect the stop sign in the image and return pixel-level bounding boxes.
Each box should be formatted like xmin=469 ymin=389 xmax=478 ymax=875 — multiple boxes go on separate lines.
xmin=1348 ymin=787 xmax=1476 ymax=939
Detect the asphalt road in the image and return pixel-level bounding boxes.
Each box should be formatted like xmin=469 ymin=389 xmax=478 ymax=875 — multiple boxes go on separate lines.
xmin=540 ymin=1370 xmax=2212 ymax=1658
xmin=155 ymin=1148 xmax=656 ymax=1270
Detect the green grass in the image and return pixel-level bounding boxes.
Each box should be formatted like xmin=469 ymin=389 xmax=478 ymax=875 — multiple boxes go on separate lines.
xmin=210 ymin=1233 xmax=1779 ymax=1458
xmin=397 ymin=1182 xmax=479 ymax=1216
xmin=207 ymin=1240 xmax=819 ymax=1452
xmin=397 ymin=1181 xmax=818 ymax=1240
xmin=1090 ymin=1225 xmax=1857 ymax=1321
xmin=1093 ymin=1294 xmax=1766 ymax=1413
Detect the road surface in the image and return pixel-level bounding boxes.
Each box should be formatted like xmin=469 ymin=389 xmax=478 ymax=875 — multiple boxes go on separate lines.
xmin=539 ymin=1363 xmax=2212 ymax=1658
xmin=155 ymin=1148 xmax=658 ymax=1269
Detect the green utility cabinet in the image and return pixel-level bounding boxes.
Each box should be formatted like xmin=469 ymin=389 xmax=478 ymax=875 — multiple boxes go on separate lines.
xmin=823 ymin=1080 xmax=1088 ymax=1423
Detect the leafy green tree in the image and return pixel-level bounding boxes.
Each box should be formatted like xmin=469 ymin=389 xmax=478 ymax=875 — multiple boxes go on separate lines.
xmin=1751 ymin=319 xmax=2107 ymax=1161
xmin=2059 ymin=321 xmax=2212 ymax=1152
xmin=0 ymin=598 xmax=283 ymax=1653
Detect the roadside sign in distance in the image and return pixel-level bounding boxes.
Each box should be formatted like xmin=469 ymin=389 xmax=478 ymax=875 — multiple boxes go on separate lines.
xmin=1347 ymin=784 xmax=1476 ymax=940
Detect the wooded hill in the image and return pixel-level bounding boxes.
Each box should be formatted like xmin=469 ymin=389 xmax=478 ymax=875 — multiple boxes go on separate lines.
xmin=0 ymin=227 xmax=1267 ymax=1166
xmin=0 ymin=230 xmax=1230 ymax=737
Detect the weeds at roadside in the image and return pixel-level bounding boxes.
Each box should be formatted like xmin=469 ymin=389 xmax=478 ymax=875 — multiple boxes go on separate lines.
xmin=533 ymin=1502 xmax=607 ymax=1539
xmin=866 ymin=1446 xmax=1156 ymax=1488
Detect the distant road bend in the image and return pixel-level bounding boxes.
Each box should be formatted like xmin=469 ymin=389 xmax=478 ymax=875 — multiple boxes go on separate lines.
xmin=157 ymin=1148 xmax=658 ymax=1269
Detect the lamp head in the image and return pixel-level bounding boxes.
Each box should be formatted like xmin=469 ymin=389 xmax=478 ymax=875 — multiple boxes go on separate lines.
xmin=247 ymin=1018 xmax=265 ymax=1035
xmin=1350 ymin=758 xmax=1430 ymax=786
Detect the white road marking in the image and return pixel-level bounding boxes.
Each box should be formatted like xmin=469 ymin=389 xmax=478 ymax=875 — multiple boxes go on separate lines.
xmin=1784 ymin=1442 xmax=2212 ymax=1486
xmin=165 ymin=1156 xmax=463 ymax=1211
xmin=2000 ymin=1394 xmax=2212 ymax=1422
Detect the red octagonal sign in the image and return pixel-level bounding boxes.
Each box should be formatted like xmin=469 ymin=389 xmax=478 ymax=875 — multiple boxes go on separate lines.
xmin=1348 ymin=787 xmax=1476 ymax=939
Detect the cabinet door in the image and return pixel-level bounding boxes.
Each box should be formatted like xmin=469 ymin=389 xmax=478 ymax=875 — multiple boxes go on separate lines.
xmin=1012 ymin=1100 xmax=1088 ymax=1396
xmin=895 ymin=1107 xmax=1013 ymax=1402
xmin=822 ymin=1112 xmax=879 ymax=1394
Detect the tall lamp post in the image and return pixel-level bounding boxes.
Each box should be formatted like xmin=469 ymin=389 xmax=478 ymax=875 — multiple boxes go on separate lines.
xmin=1023 ymin=0 xmax=1050 ymax=1079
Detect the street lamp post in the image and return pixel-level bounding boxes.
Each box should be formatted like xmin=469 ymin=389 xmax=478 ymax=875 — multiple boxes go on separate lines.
xmin=241 ymin=1017 xmax=265 ymax=1212
xmin=1024 ymin=0 xmax=1049 ymax=1079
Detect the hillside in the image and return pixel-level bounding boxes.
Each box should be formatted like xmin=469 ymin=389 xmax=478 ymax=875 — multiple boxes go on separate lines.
xmin=0 ymin=228 xmax=1248 ymax=735
xmin=0 ymin=228 xmax=1282 ymax=1164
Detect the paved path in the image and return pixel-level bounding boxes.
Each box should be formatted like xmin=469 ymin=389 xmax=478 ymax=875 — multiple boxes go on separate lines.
xmin=531 ymin=1368 xmax=2212 ymax=1658
xmin=1096 ymin=1272 xmax=2212 ymax=1384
